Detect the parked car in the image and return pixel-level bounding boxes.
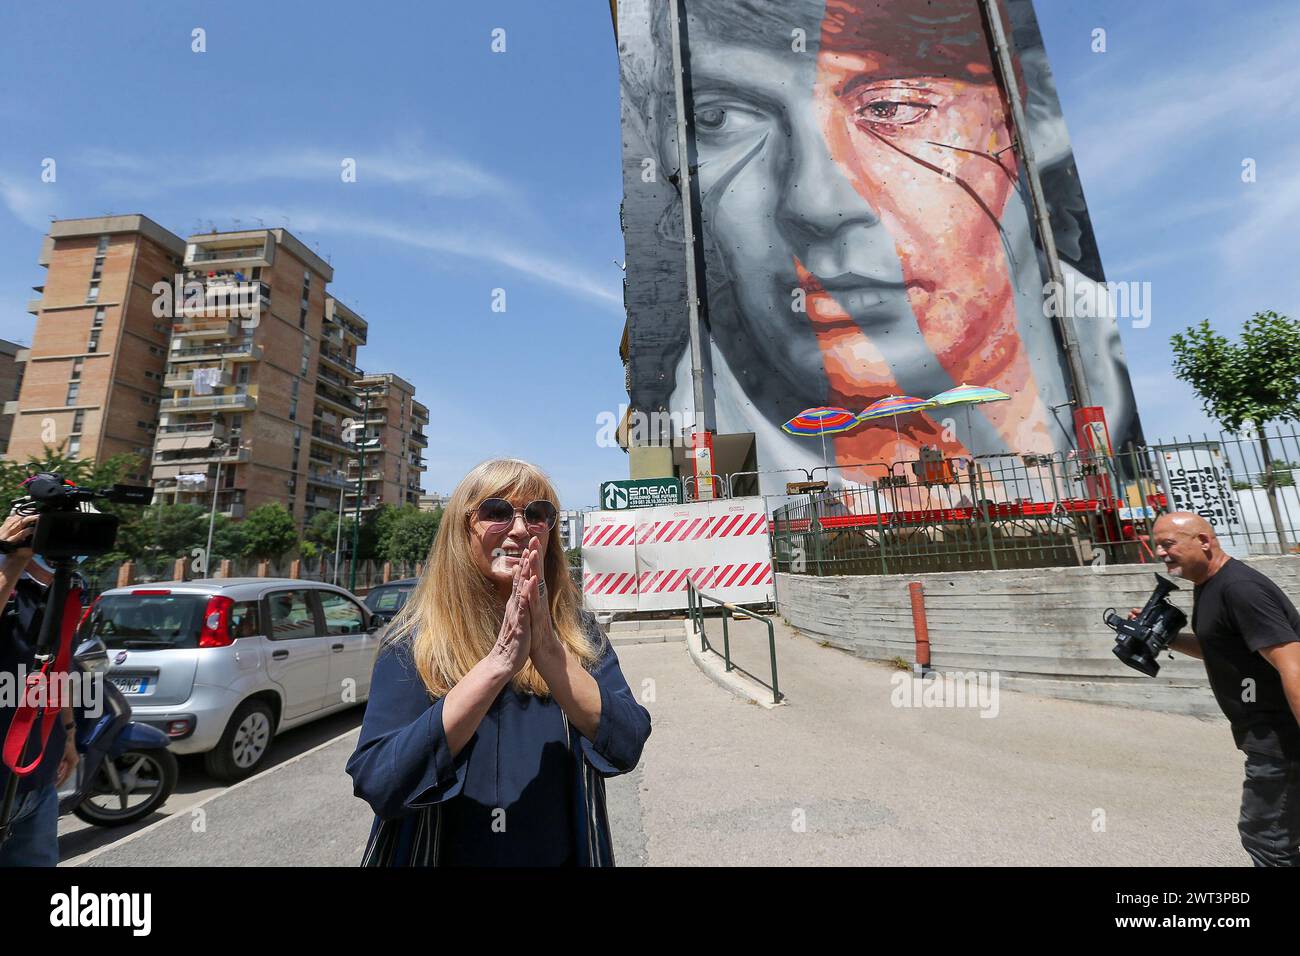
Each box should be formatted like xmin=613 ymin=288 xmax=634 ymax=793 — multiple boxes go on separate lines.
xmin=76 ymin=578 xmax=384 ymax=781
xmin=363 ymin=578 xmax=417 ymax=630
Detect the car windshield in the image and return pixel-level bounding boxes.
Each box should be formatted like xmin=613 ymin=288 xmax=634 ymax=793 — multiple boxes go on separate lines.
xmin=365 ymin=584 xmax=413 ymax=615
xmin=83 ymin=593 xmax=209 ymax=650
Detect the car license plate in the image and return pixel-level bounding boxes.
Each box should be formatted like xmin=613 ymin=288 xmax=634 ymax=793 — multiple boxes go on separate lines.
xmin=110 ymin=677 xmax=147 ymax=694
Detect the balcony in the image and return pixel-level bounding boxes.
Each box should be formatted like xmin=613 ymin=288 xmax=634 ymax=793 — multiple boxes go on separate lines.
xmin=152 ymin=446 xmax=249 ymax=472
xmin=313 ymin=387 xmax=360 ymax=416
xmin=185 ymin=237 xmax=272 ymax=271
xmin=172 ymin=319 xmax=239 ymax=340
xmin=165 ymin=367 xmax=231 ymax=389
xmin=315 ymin=364 xmax=355 ymax=389
xmin=26 ymin=297 xmax=41 ymax=315
xmin=175 ymin=280 xmax=269 ymax=322
xmin=157 ymin=420 xmax=226 ymax=440
xmin=409 ymin=431 xmax=428 ymax=446
xmin=317 ymin=348 xmax=361 ymax=377
xmin=160 ymin=392 xmax=256 ymax=413
xmin=310 ymin=430 xmax=351 ymax=453
xmin=170 ymin=342 xmax=263 ymax=363
xmin=307 ymin=472 xmax=351 ymax=490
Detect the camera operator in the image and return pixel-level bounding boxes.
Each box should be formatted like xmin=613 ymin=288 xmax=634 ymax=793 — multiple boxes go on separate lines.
xmin=0 ymin=510 xmax=78 ymax=867
xmin=1141 ymin=512 xmax=1300 ymax=866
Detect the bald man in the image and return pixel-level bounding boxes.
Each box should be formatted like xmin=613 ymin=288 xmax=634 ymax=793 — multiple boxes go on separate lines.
xmin=1145 ymin=512 xmax=1300 ymax=865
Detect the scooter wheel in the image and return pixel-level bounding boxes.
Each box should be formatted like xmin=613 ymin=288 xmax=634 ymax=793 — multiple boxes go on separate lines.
xmin=73 ymin=749 xmax=178 ymax=827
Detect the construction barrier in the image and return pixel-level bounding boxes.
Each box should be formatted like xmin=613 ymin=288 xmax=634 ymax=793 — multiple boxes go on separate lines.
xmin=581 ymin=496 xmax=774 ymax=612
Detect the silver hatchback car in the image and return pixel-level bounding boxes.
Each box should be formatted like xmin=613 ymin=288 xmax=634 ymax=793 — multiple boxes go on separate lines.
xmin=78 ymin=578 xmax=385 ymax=781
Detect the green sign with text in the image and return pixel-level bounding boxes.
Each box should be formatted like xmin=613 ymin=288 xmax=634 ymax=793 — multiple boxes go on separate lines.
xmin=600 ymin=477 xmax=682 ymax=510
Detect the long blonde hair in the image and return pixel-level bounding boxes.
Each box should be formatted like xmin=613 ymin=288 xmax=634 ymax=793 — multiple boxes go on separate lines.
xmin=385 ymin=458 xmax=599 ymax=698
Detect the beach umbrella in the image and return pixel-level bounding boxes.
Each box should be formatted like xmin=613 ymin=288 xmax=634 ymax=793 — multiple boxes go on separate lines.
xmin=782 ymin=406 xmax=860 ymax=470
xmin=857 ymin=395 xmax=937 ymax=463
xmin=927 ymin=383 xmax=1011 ymax=450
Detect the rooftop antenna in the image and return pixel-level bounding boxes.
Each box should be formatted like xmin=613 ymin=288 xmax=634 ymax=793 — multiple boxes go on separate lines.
xmin=254 ymin=217 xmax=265 ymax=228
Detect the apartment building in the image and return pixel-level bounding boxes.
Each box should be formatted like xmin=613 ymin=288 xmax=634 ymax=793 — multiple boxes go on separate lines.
xmin=5 ymin=215 xmax=185 ymax=480
xmin=303 ymin=296 xmax=368 ymax=525
xmin=9 ymin=216 xmax=430 ymax=526
xmin=344 ymin=372 xmax=428 ymax=517
xmin=150 ymin=227 xmax=335 ymax=519
xmin=0 ymin=338 xmax=23 ymax=455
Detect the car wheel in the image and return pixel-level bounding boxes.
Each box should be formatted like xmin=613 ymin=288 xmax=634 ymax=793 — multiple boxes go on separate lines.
xmin=73 ymin=749 xmax=178 ymax=827
xmin=204 ymin=699 xmax=275 ymax=782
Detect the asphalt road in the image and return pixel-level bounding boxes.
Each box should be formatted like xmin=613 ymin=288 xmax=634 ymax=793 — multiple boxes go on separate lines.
xmin=64 ymin=621 xmax=1249 ymax=866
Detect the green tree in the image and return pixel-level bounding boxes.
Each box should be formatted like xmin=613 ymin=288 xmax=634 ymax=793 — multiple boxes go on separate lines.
xmin=379 ymin=507 xmax=440 ymax=564
xmin=1171 ymin=311 xmax=1300 ymax=547
xmin=304 ymin=509 xmax=342 ymax=555
xmin=241 ymin=503 xmax=299 ymax=561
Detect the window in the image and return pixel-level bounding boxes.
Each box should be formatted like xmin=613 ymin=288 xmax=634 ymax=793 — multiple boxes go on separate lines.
xmin=264 ymin=590 xmax=317 ymax=641
xmin=68 ymin=438 xmax=80 ymax=458
xmin=70 ymin=360 xmax=83 ymax=381
xmin=71 ymin=410 xmax=84 ymax=434
xmin=91 ymin=308 xmax=105 ymax=329
xmin=91 ymin=260 xmax=103 ymax=280
xmin=95 ymin=235 xmax=109 ymax=255
xmin=237 ymin=365 xmax=250 ymax=385
xmin=86 ymin=282 xmax=100 ymax=303
xmin=230 ymin=601 xmax=261 ymax=639
xmin=318 ymin=591 xmax=366 ymax=635
xmin=298 ymin=307 xmax=307 ymax=329
xmin=87 ymin=334 xmax=99 ymax=353
xmin=65 ymin=382 xmax=79 ymax=405
xmin=289 ymin=398 xmax=297 ymax=421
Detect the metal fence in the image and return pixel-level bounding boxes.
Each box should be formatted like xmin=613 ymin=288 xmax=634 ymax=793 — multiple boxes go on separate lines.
xmin=770 ymin=426 xmax=1300 ymax=577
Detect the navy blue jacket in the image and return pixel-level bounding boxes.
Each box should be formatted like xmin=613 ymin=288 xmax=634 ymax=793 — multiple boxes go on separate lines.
xmin=346 ymin=611 xmax=651 ymax=866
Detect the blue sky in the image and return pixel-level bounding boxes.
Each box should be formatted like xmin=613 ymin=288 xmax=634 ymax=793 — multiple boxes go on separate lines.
xmin=0 ymin=1 xmax=1296 ymax=509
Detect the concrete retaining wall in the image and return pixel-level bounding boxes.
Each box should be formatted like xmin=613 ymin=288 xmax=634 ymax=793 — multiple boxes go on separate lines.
xmin=776 ymin=557 xmax=1300 ymax=716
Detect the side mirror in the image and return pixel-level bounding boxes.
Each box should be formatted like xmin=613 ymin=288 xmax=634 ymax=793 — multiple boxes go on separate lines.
xmin=74 ymin=637 xmax=108 ymax=672
xmin=368 ymin=613 xmax=385 ymax=632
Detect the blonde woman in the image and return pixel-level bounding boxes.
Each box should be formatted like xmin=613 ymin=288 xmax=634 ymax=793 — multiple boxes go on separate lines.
xmin=346 ymin=458 xmax=651 ymax=866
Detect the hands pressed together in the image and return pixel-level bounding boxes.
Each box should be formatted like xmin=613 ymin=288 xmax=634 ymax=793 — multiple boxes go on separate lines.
xmin=486 ymin=535 xmax=564 ymax=681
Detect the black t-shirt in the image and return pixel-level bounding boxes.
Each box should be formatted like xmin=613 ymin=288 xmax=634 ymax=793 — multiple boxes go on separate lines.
xmin=0 ymin=576 xmax=67 ymax=795
xmin=1192 ymin=558 xmax=1300 ymax=758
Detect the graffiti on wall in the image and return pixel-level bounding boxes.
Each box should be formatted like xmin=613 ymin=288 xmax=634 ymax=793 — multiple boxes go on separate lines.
xmin=618 ymin=0 xmax=1140 ymax=495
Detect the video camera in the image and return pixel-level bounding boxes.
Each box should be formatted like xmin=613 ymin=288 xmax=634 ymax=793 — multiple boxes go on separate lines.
xmin=1104 ymin=573 xmax=1188 ymax=677
xmin=1 ymin=472 xmax=152 ymax=559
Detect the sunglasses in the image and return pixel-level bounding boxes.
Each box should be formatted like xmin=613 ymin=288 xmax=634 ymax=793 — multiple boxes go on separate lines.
xmin=469 ymin=497 xmax=558 ymax=534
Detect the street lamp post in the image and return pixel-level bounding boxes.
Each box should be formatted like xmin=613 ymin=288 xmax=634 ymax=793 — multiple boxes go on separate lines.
xmin=204 ymin=440 xmax=229 ymax=578
xmin=333 ymin=468 xmax=346 ymax=586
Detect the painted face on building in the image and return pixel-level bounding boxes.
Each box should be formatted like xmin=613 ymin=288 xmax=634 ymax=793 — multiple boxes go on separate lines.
xmin=670 ymin=0 xmax=1058 ymax=469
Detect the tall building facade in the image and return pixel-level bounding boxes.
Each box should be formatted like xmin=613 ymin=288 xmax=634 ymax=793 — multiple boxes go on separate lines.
xmin=6 ymin=215 xmax=185 ymax=482
xmin=150 ymin=227 xmax=335 ymax=520
xmin=8 ymin=216 xmax=429 ymax=524
xmin=346 ymin=372 xmax=428 ymax=516
xmin=0 ymin=338 xmax=23 ymax=455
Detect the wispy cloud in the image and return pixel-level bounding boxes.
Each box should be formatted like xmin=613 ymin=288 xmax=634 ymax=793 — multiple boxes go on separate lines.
xmin=0 ymin=172 xmax=59 ymax=230
xmin=77 ymin=142 xmax=515 ymax=201
xmin=242 ymin=207 xmax=622 ymax=310
xmin=1071 ymin=15 xmax=1300 ymax=187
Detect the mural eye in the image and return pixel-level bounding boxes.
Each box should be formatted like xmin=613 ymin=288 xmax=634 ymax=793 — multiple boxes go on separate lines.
xmin=695 ymin=103 xmax=763 ymax=135
xmin=858 ymin=99 xmax=933 ymax=128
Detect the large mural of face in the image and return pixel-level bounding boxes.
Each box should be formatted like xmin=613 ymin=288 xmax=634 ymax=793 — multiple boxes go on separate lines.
xmin=618 ymin=0 xmax=1139 ymax=495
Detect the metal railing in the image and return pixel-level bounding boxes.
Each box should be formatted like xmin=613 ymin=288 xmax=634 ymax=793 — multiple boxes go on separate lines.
xmin=687 ymin=579 xmax=782 ymax=704
xmin=769 ymin=427 xmax=1300 ymax=577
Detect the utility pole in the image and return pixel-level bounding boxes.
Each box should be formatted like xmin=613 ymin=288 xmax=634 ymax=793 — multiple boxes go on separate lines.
xmin=204 ymin=440 xmax=228 ymax=578
xmin=980 ymin=0 xmax=1092 ymax=411
xmin=667 ymin=0 xmax=718 ymax=499
xmin=333 ymin=469 xmax=346 ymax=586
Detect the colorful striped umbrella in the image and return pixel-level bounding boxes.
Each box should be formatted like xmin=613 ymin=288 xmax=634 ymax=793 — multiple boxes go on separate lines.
xmin=927 ymin=383 xmax=1011 ymax=451
xmin=782 ymin=406 xmax=860 ymax=469
xmin=928 ymin=383 xmax=1011 ymax=407
xmin=857 ymin=395 xmax=937 ymax=463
